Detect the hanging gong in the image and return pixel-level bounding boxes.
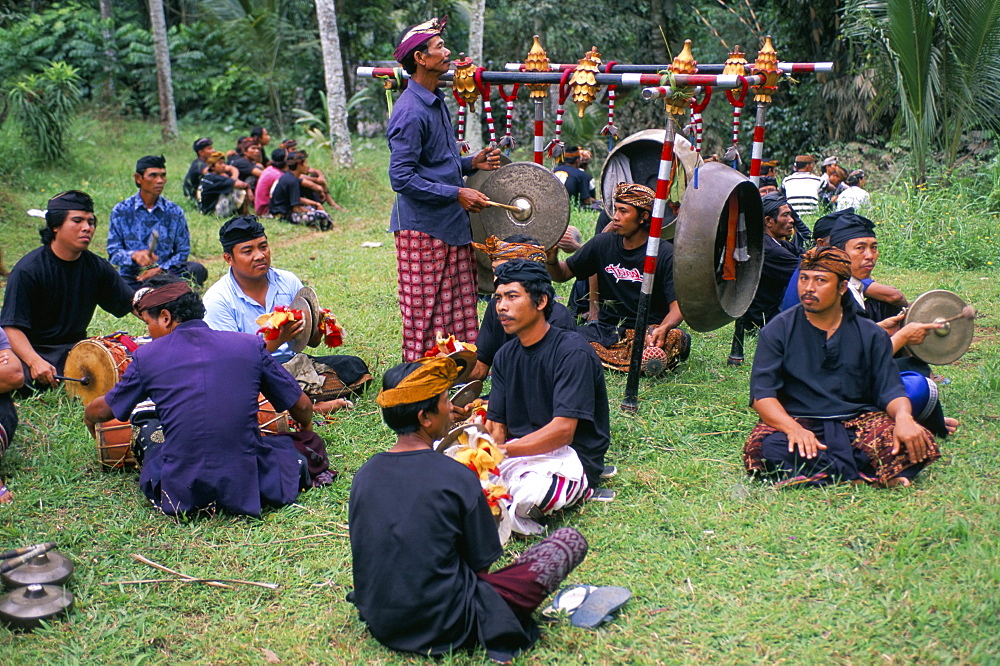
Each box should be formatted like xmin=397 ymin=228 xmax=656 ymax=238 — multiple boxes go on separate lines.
xmin=672 ymin=162 xmax=764 ymax=332
xmin=0 ymin=584 xmax=74 ymax=631
xmin=903 ymin=290 xmax=974 ymax=365
xmin=469 ymin=154 xmax=513 ymax=296
xmin=599 ymin=130 xmax=700 ymax=241
xmin=477 ymin=162 xmax=570 ymax=250
xmin=287 ymin=294 xmax=314 ymax=354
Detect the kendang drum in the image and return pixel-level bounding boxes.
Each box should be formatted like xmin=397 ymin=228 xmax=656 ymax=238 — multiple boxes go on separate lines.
xmin=95 ymin=419 xmax=136 ymax=470
xmin=257 ymin=395 xmax=290 ymax=436
xmin=63 ymin=336 xmax=134 ymax=403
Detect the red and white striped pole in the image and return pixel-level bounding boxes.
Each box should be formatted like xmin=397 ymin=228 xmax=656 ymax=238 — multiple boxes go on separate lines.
xmin=533 ymin=101 xmax=544 ymax=164
xmin=622 ymin=114 xmax=676 ymax=412
xmin=749 ymin=103 xmax=769 ymax=186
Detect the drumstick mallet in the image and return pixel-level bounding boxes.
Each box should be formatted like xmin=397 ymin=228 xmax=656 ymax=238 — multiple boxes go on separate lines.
xmin=483 ymin=200 xmax=522 ymax=213
xmin=54 ymin=374 xmax=90 ymax=385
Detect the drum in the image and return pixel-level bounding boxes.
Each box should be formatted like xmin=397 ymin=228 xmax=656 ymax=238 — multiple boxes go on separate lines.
xmin=257 ymin=395 xmax=290 ymax=436
xmin=95 ymin=396 xmax=290 ymax=470
xmin=95 ymin=420 xmax=137 ymax=470
xmin=64 ymin=337 xmax=133 ymax=403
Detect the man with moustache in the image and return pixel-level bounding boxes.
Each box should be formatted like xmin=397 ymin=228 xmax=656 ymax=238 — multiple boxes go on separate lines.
xmin=743 ymin=246 xmax=940 ymax=488
xmin=0 ymin=190 xmax=133 ymax=392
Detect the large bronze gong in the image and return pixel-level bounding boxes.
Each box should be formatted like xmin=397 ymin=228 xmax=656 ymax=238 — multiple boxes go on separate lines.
xmin=673 ymin=162 xmax=764 ymax=332
xmin=475 ymin=161 xmax=570 ymax=250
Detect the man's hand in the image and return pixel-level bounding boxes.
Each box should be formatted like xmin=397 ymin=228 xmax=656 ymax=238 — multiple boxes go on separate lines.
xmin=646 ymin=324 xmax=671 ymax=349
xmin=458 ymin=187 xmax=489 ymax=213
xmin=28 ymin=359 xmax=58 ymax=387
xmin=877 ymin=312 xmax=904 ymax=334
xmin=892 ymin=415 xmax=932 ymax=463
xmin=786 ymin=425 xmax=827 ymax=459
xmin=131 ymin=249 xmax=158 ymax=267
xmin=137 ymin=267 xmax=164 ymax=281
xmin=893 ymin=321 xmax=944 ymax=348
xmin=275 ymin=319 xmax=305 ymax=347
xmin=471 ymin=147 xmax=502 ymax=171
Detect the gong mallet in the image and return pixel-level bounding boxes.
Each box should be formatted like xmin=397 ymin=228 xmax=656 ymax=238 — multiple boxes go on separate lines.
xmin=484 ymin=200 xmax=522 ymax=213
xmin=53 ymin=375 xmax=90 ymax=386
xmin=0 ymin=544 xmax=56 ymax=574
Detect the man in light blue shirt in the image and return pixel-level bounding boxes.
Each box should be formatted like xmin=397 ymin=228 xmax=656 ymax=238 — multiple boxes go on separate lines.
xmin=108 ymin=155 xmax=207 ymax=290
xmin=203 ymin=216 xmax=370 ymax=411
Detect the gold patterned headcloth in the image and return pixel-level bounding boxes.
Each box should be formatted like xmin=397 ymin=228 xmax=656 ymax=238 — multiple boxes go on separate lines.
xmin=394 ymin=16 xmax=448 ymax=62
xmin=472 ymin=235 xmax=547 ymax=263
xmin=799 ymin=246 xmax=852 ymax=281
xmin=376 ymin=356 xmax=458 ymax=408
xmin=613 ymin=182 xmax=655 ymax=212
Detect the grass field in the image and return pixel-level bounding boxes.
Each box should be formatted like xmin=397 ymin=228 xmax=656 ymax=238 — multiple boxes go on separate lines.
xmin=0 ymin=117 xmax=998 ymax=664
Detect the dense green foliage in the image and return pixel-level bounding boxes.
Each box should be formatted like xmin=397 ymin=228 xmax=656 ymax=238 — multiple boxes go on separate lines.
xmin=0 ymin=117 xmax=998 ymax=662
xmin=5 ymin=61 xmax=81 ymax=161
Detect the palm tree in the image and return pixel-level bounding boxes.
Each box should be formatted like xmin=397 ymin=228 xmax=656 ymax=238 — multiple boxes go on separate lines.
xmin=314 ymin=0 xmax=353 ymax=168
xmin=148 ymin=0 xmax=178 ymax=139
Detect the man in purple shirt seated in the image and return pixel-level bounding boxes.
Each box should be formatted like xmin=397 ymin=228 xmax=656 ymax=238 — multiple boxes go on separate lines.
xmin=388 ymin=16 xmax=501 ymax=362
xmin=84 ymin=277 xmax=329 ymax=517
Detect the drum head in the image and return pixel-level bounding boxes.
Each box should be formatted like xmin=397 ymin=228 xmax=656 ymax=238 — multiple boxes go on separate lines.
xmin=294 ymin=286 xmax=323 ymax=348
xmin=904 ymin=290 xmax=974 ymax=365
xmin=63 ymin=340 xmax=119 ymax=403
xmin=288 ymin=295 xmax=314 ymax=354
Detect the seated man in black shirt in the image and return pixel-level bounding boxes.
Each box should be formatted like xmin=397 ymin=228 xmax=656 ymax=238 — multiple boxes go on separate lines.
xmin=183 ymin=137 xmax=214 ymax=201
xmin=228 ymin=136 xmax=264 ymax=193
xmin=485 ymin=260 xmax=613 ymax=534
xmin=198 ymin=151 xmax=251 ymax=216
xmin=0 ymin=191 xmax=134 ymax=391
xmin=741 ymin=193 xmax=802 ymax=331
xmin=0 ymin=329 xmax=24 ymax=504
xmin=546 ymin=182 xmax=689 ymax=372
xmin=468 ymin=234 xmax=578 ymax=381
xmin=349 ymin=355 xmax=587 ymax=662
xmin=743 ymin=246 xmax=940 ymax=488
xmin=269 ymin=150 xmax=332 ymax=231
xmin=553 ymin=146 xmax=596 ymax=208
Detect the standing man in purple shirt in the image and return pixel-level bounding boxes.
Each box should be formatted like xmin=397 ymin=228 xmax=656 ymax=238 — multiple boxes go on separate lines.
xmin=388 ymin=16 xmax=501 ymax=362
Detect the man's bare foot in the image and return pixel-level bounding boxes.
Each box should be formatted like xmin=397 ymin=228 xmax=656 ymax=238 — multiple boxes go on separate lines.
xmin=314 ymin=398 xmax=353 ymax=414
xmin=944 ymin=417 xmax=959 ymax=435
xmin=884 ymin=476 xmax=911 ymax=489
xmin=0 ymin=481 xmax=12 ymax=505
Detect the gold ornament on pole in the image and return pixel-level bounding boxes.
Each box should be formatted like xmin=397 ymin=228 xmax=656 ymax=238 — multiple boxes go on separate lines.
xmin=752 ymin=36 xmax=780 ymax=103
xmin=453 ymin=54 xmax=480 ymax=110
xmin=722 ymin=45 xmax=747 ymax=76
xmin=525 ymin=35 xmax=550 ymax=99
xmin=665 ymin=39 xmax=698 ymax=117
xmin=570 ymin=46 xmax=602 ymax=118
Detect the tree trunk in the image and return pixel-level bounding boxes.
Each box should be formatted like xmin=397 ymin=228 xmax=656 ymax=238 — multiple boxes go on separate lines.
xmin=650 ymin=1 xmax=669 ymax=64
xmin=100 ymin=0 xmax=116 ymax=100
xmin=466 ymin=0 xmax=487 ymax=153
xmin=314 ymin=0 xmax=354 ymax=168
xmin=148 ymin=0 xmax=178 ymax=140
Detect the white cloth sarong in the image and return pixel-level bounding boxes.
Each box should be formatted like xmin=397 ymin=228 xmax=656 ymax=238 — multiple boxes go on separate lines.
xmin=498 ymin=444 xmax=591 ymax=535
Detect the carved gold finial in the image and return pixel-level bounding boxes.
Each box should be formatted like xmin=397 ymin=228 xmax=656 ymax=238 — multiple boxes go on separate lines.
xmin=666 ymin=39 xmax=698 ymax=116
xmin=525 ymin=35 xmax=550 ymax=99
xmin=570 ymin=46 xmax=602 ymax=118
xmin=452 ymin=54 xmax=479 ymax=110
xmin=752 ymin=36 xmax=780 ymax=103
xmin=722 ymin=45 xmax=747 ymax=76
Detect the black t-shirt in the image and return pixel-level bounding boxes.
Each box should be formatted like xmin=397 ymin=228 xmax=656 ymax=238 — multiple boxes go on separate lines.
xmin=228 ymin=155 xmax=259 ymax=191
xmin=183 ymin=158 xmax=206 ymax=200
xmin=487 ymin=326 xmax=610 ymax=487
xmin=197 ymin=173 xmax=236 ymax=215
xmin=349 ymin=449 xmax=536 ymax=662
xmin=269 ymin=171 xmax=301 ymax=217
xmin=554 ymin=164 xmax=594 ymax=207
xmin=565 ymin=232 xmax=676 ymax=329
xmin=0 ymin=245 xmax=133 ymax=346
xmin=477 ymin=297 xmax=578 ymax=367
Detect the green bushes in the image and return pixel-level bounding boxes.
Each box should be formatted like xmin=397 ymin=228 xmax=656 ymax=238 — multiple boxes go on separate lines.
xmin=6 ymin=61 xmax=82 ymax=161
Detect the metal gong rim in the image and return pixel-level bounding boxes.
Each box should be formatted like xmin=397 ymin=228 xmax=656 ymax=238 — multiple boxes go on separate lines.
xmin=672 ymin=162 xmax=764 ymax=332
xmin=288 ymin=295 xmax=314 ymax=354
xmin=599 ymin=129 xmax=699 ymax=227
xmin=478 ymin=161 xmax=569 ymax=250
xmin=903 ymin=289 xmax=974 ymax=365
xmin=294 ymin=286 xmax=323 ymax=348
xmin=469 ymin=153 xmax=511 ymax=245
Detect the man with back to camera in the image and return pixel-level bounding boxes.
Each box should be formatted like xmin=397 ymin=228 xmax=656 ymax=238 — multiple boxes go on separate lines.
xmin=0 ymin=190 xmax=133 ymax=392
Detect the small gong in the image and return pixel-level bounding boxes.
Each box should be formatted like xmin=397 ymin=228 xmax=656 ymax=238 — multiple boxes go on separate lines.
xmin=903 ymin=290 xmax=974 ymax=365
xmin=2 ymin=550 xmax=74 ymax=589
xmin=0 ymin=584 xmax=74 ymax=631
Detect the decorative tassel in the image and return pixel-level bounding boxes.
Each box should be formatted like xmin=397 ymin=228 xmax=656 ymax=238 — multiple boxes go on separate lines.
xmin=544 ymin=69 xmax=573 ymax=163
xmin=600 ymin=61 xmax=620 ymax=152
xmin=497 ymin=84 xmax=520 ymax=154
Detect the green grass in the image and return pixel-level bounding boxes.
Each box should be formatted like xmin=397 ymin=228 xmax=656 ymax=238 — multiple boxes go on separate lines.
xmin=0 ymin=116 xmax=998 ymax=664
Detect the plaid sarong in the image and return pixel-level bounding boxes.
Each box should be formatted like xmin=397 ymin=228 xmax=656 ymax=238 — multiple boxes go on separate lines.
xmin=395 ymin=230 xmax=479 ymax=362
xmin=743 ymin=411 xmax=941 ymax=486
